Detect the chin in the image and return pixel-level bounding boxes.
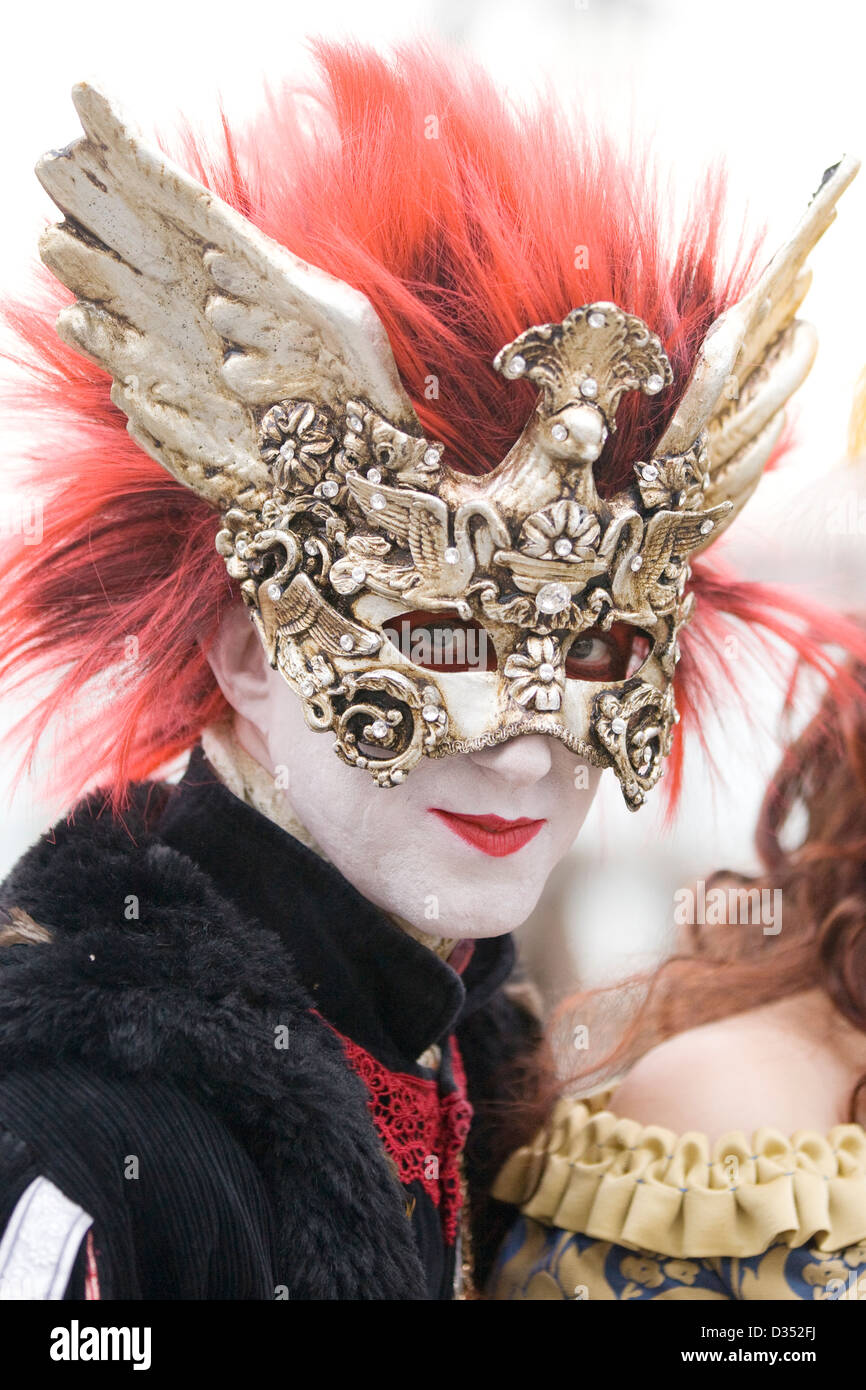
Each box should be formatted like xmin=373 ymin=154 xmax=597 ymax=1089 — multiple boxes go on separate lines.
xmin=388 ymin=867 xmax=549 ymax=940
xmin=416 ymin=908 xmax=532 ymax=940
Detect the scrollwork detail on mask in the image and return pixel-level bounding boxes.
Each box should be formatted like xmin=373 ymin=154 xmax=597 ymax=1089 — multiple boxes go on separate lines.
xmin=592 ymin=679 xmax=677 ymax=810
xmin=333 ymin=672 xmax=449 ymax=787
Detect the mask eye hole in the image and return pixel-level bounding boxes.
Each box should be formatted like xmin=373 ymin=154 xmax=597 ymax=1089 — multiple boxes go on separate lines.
xmin=383 ymin=609 xmax=497 ymax=673
xmin=565 ymin=622 xmax=651 ymax=683
xmin=355 ymin=738 xmax=397 ymax=762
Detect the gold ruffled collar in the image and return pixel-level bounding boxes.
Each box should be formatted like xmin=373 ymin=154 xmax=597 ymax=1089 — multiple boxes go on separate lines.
xmin=492 ymin=1086 xmax=866 ymax=1259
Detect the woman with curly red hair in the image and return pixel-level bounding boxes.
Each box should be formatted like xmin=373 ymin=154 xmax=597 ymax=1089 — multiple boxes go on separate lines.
xmin=492 ymin=662 xmax=866 ymax=1300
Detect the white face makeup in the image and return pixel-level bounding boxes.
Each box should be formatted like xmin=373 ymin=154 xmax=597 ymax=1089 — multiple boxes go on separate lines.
xmin=261 ymin=670 xmax=600 ymax=938
xmin=208 ymin=602 xmax=601 ymax=939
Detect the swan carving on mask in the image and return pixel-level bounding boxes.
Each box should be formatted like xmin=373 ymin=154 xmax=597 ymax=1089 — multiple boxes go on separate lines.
xmin=37 ymin=84 xmax=858 ymax=806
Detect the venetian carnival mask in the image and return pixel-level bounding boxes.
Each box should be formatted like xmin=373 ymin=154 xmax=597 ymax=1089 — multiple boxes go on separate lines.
xmin=36 ymin=86 xmax=858 ymax=807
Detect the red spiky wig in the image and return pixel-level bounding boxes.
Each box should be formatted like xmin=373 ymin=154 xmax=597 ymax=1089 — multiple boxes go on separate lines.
xmin=0 ymin=39 xmax=860 ymax=813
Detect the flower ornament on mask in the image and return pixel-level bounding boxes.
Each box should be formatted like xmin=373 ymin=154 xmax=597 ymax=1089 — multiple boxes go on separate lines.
xmin=36 ymin=86 xmax=858 ymax=807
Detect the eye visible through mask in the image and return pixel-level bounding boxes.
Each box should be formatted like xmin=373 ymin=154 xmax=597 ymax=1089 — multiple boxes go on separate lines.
xmin=382 ymin=610 xmax=498 ymax=674
xmin=383 ymin=609 xmax=651 ymax=684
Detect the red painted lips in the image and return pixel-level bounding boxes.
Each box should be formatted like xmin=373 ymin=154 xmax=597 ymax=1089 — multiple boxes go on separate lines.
xmin=429 ymin=809 xmax=546 ymax=857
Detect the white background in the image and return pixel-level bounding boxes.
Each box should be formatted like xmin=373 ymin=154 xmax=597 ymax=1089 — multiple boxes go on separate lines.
xmin=1 ymin=0 xmax=865 ymax=996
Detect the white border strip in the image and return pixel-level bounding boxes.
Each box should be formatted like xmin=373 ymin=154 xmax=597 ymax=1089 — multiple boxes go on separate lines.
xmin=0 ymin=1176 xmax=93 ymax=1300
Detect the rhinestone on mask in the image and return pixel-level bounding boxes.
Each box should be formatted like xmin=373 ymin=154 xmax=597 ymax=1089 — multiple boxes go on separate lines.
xmin=369 ymin=719 xmax=389 ymax=740
xmin=611 ymin=716 xmax=627 ymax=736
xmin=580 ymin=378 xmax=598 ymax=399
xmin=444 ymin=547 xmax=459 ymax=564
xmin=700 ymin=519 xmax=714 ymax=535
xmin=351 ymin=565 xmax=367 ymax=583
xmin=551 ymin=423 xmax=569 ymax=442
xmin=630 ymin=555 xmax=643 ymax=572
xmin=554 ymin=538 xmax=573 ymax=556
xmin=267 ymin=583 xmax=282 ymax=601
xmin=641 ymin=464 xmax=659 ymax=482
xmin=645 ymin=374 xmax=665 ymax=394
xmin=320 ymin=480 xmax=339 ymax=499
xmin=422 ymin=703 xmax=441 ymax=722
xmin=536 ymin=582 xmax=571 ymax=615
xmin=339 ymin=634 xmax=355 ymax=652
xmin=370 ymin=493 xmax=387 ymax=511
xmin=587 ymin=311 xmax=606 ymax=328
xmin=366 ymin=467 xmax=382 ymax=484
xmin=423 ymin=446 xmax=442 ymax=467
xmin=538 ymin=662 xmax=556 ymax=682
xmin=347 ymin=414 xmax=364 ymax=433
xmin=504 ymin=354 xmax=526 ymax=379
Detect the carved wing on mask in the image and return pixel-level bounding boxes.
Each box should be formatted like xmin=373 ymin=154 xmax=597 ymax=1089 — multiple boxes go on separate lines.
xmin=260 ymin=573 xmax=382 ymax=663
xmin=654 ymin=156 xmax=859 ymax=549
xmin=345 ymin=473 xmax=453 ymax=571
xmin=36 ymin=84 xmax=418 ymax=513
xmin=612 ymin=505 xmax=735 ymax=617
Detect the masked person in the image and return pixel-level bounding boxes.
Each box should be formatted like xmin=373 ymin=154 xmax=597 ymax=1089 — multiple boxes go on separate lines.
xmin=0 ymin=42 xmax=859 ymax=1301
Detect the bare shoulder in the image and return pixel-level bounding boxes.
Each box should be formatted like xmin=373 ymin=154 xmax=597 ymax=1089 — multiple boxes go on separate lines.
xmin=607 ymin=989 xmax=866 ymax=1143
